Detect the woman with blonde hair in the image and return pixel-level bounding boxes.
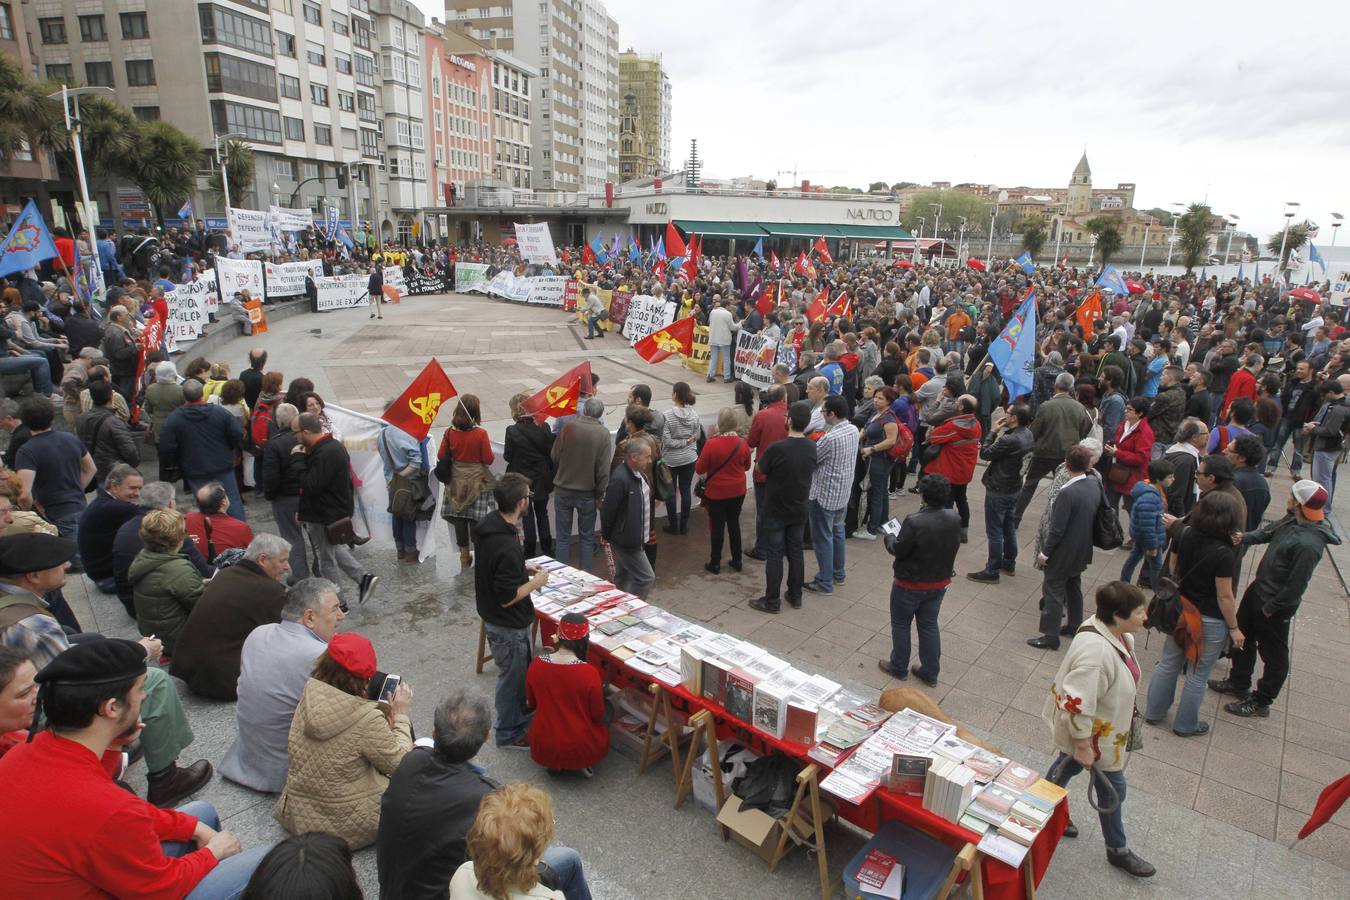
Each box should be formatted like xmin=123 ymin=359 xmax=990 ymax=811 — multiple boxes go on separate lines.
xmin=450 ymin=785 xmax=564 ymax=900
xmin=438 ymin=394 xmax=496 ymax=568
xmin=128 ymin=508 xmax=205 ymax=655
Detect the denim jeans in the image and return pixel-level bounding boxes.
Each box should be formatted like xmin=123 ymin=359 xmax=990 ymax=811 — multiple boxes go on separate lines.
xmin=186 ymin=470 xmax=246 ymax=522
xmin=866 ymin=455 xmax=893 ymax=534
xmin=982 ymin=492 xmax=1019 ymax=574
xmin=1015 ymin=456 xmax=1061 ymax=524
xmin=761 ymin=515 xmax=805 ymax=607
xmin=1266 ymin=419 xmax=1306 ymax=474
xmin=1119 ymin=546 xmax=1162 ymax=589
xmin=1145 ymin=614 xmax=1228 ymax=734
xmin=554 ymin=493 xmax=597 ymax=569
xmin=1046 ymin=754 xmax=1128 ymax=850
xmin=165 ymin=801 xmax=269 ymax=900
xmin=484 ymin=622 xmax=533 ymax=745
xmin=1311 ymin=450 xmax=1338 ymax=512
xmin=707 ymin=344 xmax=733 ymax=380
xmin=752 ymin=481 xmax=768 ymax=553
xmin=0 ymin=352 xmax=55 ymax=394
xmin=270 ymin=496 xmax=310 ymax=581
xmin=586 ymin=312 xmax=603 ymax=337
xmin=808 ymin=499 xmax=847 ymax=590
xmin=391 ymin=515 xmax=417 ymax=552
xmin=541 ymin=846 xmax=594 ymax=900
xmin=888 ymin=585 xmax=945 ymax=681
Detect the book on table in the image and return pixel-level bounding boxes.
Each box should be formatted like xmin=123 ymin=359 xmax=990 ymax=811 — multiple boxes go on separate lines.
xmin=888 ymin=752 xmax=931 ymax=796
xmin=723 ymin=669 xmax=759 ymax=723
xmin=963 ymin=748 xmax=1010 ymax=781
xmin=999 ymin=804 xmax=1045 ymax=846
xmin=933 ymin=735 xmax=979 ymax=762
xmin=855 ymin=847 xmax=904 ymax=899
xmin=752 ymin=679 xmax=792 ymax=738
xmin=678 ymin=643 xmax=707 ymax=695
xmin=744 ymin=653 xmax=790 ymax=680
xmin=995 ymin=762 xmax=1041 ymax=791
xmin=700 ymin=656 xmax=732 ymax=706
xmin=783 ymin=698 xmax=819 ymax=745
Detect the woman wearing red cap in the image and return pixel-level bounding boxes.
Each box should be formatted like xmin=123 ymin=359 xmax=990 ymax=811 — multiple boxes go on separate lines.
xmin=525 ymin=614 xmax=608 ymax=777
xmin=277 ymin=633 xmax=413 ymax=848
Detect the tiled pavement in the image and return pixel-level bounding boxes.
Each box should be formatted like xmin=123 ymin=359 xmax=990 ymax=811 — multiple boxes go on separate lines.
xmin=86 ymin=292 xmax=1347 ymax=898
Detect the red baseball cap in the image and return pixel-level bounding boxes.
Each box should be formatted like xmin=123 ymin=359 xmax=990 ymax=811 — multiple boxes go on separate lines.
xmin=327 ymin=633 xmax=377 ymax=679
xmin=1291 ymin=480 xmax=1329 ymax=522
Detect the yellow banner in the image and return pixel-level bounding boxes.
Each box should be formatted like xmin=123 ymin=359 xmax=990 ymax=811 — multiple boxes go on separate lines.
xmin=684 ymin=324 xmax=710 ymax=375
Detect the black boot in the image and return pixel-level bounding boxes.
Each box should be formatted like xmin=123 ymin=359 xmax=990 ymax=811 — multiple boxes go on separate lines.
xmin=1106 ymin=847 xmax=1156 ymax=878
xmin=147 ymin=759 xmax=213 ymax=808
xmin=679 ymin=511 xmax=690 ymax=534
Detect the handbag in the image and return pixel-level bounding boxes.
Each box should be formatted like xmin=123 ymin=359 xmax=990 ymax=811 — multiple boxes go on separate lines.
xmin=382 ymin=432 xmax=431 ymax=522
xmin=1145 ymin=527 xmax=1218 ymax=635
xmin=1107 ymin=461 xmax=1131 ymax=484
xmin=654 ymin=460 xmax=675 ymax=502
xmin=325 ymin=517 xmax=363 ymax=546
xmin=1091 ymin=478 xmax=1124 ymax=550
xmin=694 ymin=438 xmax=743 ymax=499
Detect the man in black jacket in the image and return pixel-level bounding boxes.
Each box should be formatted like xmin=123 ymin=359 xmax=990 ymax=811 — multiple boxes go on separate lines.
xmin=239 ymin=348 xmax=267 ymax=411
xmin=1269 ymin=359 xmax=1319 ymax=477
xmin=474 ymin=473 xmax=549 ymax=749
xmin=968 ymin=404 xmax=1034 ymax=584
xmin=879 ymin=474 xmax=961 ymax=686
xmin=600 ymin=441 xmax=655 ymax=599
xmin=260 ymin=403 xmax=308 ymax=581
xmin=750 ymin=400 xmax=817 ymax=614
xmin=158 ymin=380 xmax=246 ymax=519
xmin=76 ymin=463 xmax=144 ymax=594
xmin=1029 ymin=446 xmax=1102 ymax=650
xmin=367 ymin=263 xmax=384 ymax=319
xmin=76 ymin=381 xmax=141 ymax=482
xmin=295 ymin=412 xmax=375 ymax=608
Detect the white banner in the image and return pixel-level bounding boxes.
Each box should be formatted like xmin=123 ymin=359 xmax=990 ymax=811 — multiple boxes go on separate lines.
xmin=514 ymin=222 xmax=559 ymax=265
xmin=314 ymin=274 xmax=369 ymax=311
xmin=733 ymin=331 xmax=778 ymax=390
xmin=226 ymin=207 xmax=272 ymax=252
xmin=1330 ymin=267 xmax=1350 ymax=308
xmin=164 ymin=279 xmax=213 ymax=345
xmin=268 ymin=204 xmax=314 ymax=233
xmin=455 ymin=262 xmax=491 ymax=292
xmin=622 ymin=294 xmax=675 ymax=345
xmin=484 ymin=270 xmax=532 ymax=303
xmin=264 ymin=259 xmax=323 ymax=298
xmin=383 ymin=265 xmax=406 ymax=291
xmin=214 ymin=257 xmax=265 ymax=304
xmin=526 ymin=276 xmax=568 ymax=307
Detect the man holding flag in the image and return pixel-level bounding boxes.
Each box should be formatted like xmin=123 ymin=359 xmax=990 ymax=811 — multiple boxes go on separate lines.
xmin=378 ymin=360 xmax=456 ymax=562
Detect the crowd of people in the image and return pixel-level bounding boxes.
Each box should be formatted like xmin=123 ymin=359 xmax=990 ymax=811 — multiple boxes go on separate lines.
xmin=0 ymin=224 xmax=1345 ymax=894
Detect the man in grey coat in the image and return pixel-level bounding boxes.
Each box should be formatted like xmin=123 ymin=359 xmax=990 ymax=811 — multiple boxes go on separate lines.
xmin=551 ymin=397 xmax=611 ymax=570
xmin=1029 ymin=445 xmax=1102 ymax=650
xmin=1015 ymin=372 xmax=1094 ymax=525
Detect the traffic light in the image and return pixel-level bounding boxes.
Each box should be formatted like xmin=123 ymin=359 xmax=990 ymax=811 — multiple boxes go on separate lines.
xmin=336 ymin=167 xmax=348 ymax=190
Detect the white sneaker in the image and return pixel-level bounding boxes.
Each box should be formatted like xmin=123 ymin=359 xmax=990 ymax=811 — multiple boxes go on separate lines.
xmin=851 ymin=529 xmax=877 ymax=540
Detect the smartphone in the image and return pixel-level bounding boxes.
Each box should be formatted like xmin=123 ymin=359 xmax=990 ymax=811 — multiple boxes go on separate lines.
xmin=378 ymin=674 xmax=401 ymax=704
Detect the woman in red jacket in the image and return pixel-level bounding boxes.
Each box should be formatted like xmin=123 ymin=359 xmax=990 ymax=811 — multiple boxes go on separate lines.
xmin=437 ymin=395 xmax=496 ymax=569
xmin=694 ymin=407 xmax=752 ymax=574
xmin=1103 ymin=397 xmax=1155 ymax=515
xmin=525 ymin=613 xmax=608 ymax=777
xmin=924 ymin=395 xmax=983 ymax=542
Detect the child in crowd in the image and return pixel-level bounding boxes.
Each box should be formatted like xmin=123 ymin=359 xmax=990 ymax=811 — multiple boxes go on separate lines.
xmin=1121 ymin=459 xmax=1175 ymax=590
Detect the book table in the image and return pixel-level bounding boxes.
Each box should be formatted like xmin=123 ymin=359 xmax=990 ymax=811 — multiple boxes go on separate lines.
xmin=533 ymin=609 xmax=1068 ymax=900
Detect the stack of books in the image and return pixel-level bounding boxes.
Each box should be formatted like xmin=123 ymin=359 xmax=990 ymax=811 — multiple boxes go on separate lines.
xmin=922 ymin=756 xmax=978 ymax=823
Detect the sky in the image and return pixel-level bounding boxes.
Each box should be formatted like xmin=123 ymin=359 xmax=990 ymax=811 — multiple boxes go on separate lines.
xmin=410 ymin=0 xmax=1349 ymax=243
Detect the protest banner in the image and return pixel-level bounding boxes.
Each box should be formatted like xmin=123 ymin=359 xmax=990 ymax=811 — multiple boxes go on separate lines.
xmin=484 ymin=270 xmax=533 ymax=303
xmin=621 ymin=294 xmax=674 ymax=345
xmin=214 ymin=257 xmax=265 ymax=304
xmin=562 ymin=279 xmax=579 ymax=312
xmin=514 ymin=222 xmax=559 ymax=265
xmin=734 ymin=331 xmax=778 ymax=389
xmin=164 ymin=278 xmax=212 ymax=345
xmin=405 ymin=271 xmax=452 ymax=295
xmin=774 ymin=342 xmax=799 ymax=375
xmin=383 ymin=265 xmax=406 ymax=291
xmin=607 ymin=290 xmax=633 ymax=329
xmin=684 ymin=325 xmax=710 ymax=375
xmin=226 ymin=207 xmax=271 ymax=252
xmin=526 ymin=276 xmax=568 ymax=307
xmin=314 ymin=274 xmax=368 ymax=311
xmin=263 ymin=259 xmax=323 ymax=298
xmin=454 ymin=262 xmax=491 ymax=293
xmin=1330 ymin=267 xmax=1350 ymax=307
xmin=269 ymin=205 xmax=314 ymax=233
xmin=323 ymin=204 xmax=338 ymax=239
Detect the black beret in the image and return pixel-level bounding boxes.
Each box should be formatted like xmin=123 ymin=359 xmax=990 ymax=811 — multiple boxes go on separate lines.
xmin=0 ymin=533 xmax=77 ymax=576
xmin=36 ymin=638 xmax=147 ymax=687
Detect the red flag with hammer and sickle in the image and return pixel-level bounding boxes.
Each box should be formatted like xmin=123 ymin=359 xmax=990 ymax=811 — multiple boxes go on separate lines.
xmin=635 ymin=315 xmax=697 ymax=364
xmin=521 ymin=361 xmax=593 ymax=422
xmin=381 ymin=358 xmax=457 ymax=441
xmin=1074 ymin=290 xmax=1103 ymax=336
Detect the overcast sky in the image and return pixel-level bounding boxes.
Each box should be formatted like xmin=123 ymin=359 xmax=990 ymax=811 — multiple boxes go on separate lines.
xmin=412 ymin=0 xmax=1348 ymax=242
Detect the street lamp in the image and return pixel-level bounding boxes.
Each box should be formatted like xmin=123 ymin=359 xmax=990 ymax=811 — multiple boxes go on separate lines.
xmin=1139 ymin=215 xmax=1154 ymax=268
xmin=956 ymin=216 xmax=968 ymax=262
xmin=213 ymin=131 xmax=248 ymax=212
xmin=929 ymin=203 xmax=943 ymax=245
xmin=912 ymin=216 xmax=925 ymax=264
xmin=344 ymin=159 xmax=365 ymax=242
xmin=1052 ymin=215 xmax=1064 ymax=265
xmin=48 ymin=85 xmax=114 ymax=301
xmin=1164 ymin=201 xmax=1183 ymax=268
xmin=1222 ymin=214 xmax=1240 ymax=268
xmin=1087 ymin=233 xmax=1098 ymax=268
xmin=1331 ymin=212 xmax=1343 ymax=248
xmin=985 ymin=202 xmax=998 ymax=262
xmin=1277 ymin=201 xmax=1301 ymax=276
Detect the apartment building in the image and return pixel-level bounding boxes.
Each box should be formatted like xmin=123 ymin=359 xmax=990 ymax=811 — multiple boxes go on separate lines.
xmin=618 ymin=49 xmax=670 ymax=179
xmin=370 ymin=0 xmax=428 ymax=242
xmin=0 ymin=0 xmax=59 ymax=214
xmin=425 ymin=26 xmax=490 ymax=204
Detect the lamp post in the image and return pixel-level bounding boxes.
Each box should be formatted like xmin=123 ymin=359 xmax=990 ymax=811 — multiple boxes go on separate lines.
xmin=1222 ymin=214 xmax=1240 ymax=268
xmin=913 ymin=216 xmax=925 ymax=264
xmin=986 ymin=202 xmax=998 ymax=262
xmin=213 ymin=131 xmax=248 ymax=213
xmin=1139 ymin=215 xmax=1153 ymax=268
xmin=48 ymin=85 xmax=114 ymax=301
xmin=1052 ymin=216 xmax=1064 ymax=265
xmin=1164 ymin=201 xmax=1183 ymax=268
xmin=956 ymin=216 xmax=968 ymax=263
xmin=1087 ymin=233 xmax=1098 ymax=268
xmin=1276 ymin=201 xmax=1301 ymax=276
xmin=1331 ymin=212 xmax=1343 ymax=248
xmin=929 ymin=202 xmax=943 ymax=248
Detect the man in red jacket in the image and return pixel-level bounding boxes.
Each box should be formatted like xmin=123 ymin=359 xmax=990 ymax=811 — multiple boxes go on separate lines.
xmin=0 ymin=639 xmax=269 ymax=897
xmin=1219 ymin=353 xmax=1262 ymax=421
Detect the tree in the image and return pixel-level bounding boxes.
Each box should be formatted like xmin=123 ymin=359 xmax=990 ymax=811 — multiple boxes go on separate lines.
xmin=868 ymin=181 xmax=890 ymax=193
xmin=901 ymin=190 xmax=990 ymax=237
xmin=1142 ymin=207 xmax=1176 ymax=226
xmin=207 ymin=138 xmax=256 ymax=209
xmin=1086 ymin=216 xmax=1123 ymax=266
xmin=1177 ymin=203 xmax=1214 ymax=273
xmin=891 ymin=181 xmax=918 ymax=190
xmin=1018 ymin=216 xmax=1047 ymax=258
xmin=765 ymin=179 xmax=777 ymax=192
xmin=828 ymin=185 xmax=863 ymax=195
xmin=0 ymin=56 xmax=65 ymax=165
xmin=115 ymin=121 xmax=201 ymax=227
xmin=1265 ymin=220 xmax=1312 ymax=270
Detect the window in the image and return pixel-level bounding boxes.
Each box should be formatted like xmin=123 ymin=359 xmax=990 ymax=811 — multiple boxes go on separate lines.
xmin=211 ymin=100 xmax=282 ymax=143
xmin=354 ymin=53 xmax=375 ymax=86
xmin=352 ymin=16 xmax=371 ymax=49
xmin=301 ymin=162 xmax=318 ymax=179
xmin=342 ymin=127 xmax=357 ymax=149
xmin=278 ymin=73 xmax=300 ymax=99
xmin=133 ymin=106 xmax=160 ymax=121
xmin=335 ymin=51 xmax=351 ymax=74
xmin=39 ymin=17 xmax=66 ymax=44
xmin=303 ymin=3 xmax=321 ymax=25
xmin=79 ymin=14 xmax=106 ymax=41
xmin=273 ymin=0 xmax=292 ymax=12
xmin=310 ymin=83 xmax=328 ymax=105
xmin=357 ymin=91 xmax=377 ymax=121
xmin=351 ymin=0 xmax=368 ymax=11
xmin=432 ymin=76 xmax=440 ymax=98
xmin=406 ymin=57 xmax=420 ymax=88
xmin=276 ymin=30 xmax=295 ymax=56
xmin=307 ymin=41 xmax=325 ymax=66
xmin=199 ymin=5 xmax=272 ymax=56
xmin=337 ymin=91 xmax=355 ymax=112
xmin=413 ymin=159 xmax=426 ymax=180
xmin=0 ymin=4 xmax=10 ymax=41
xmin=332 ymin=12 xmax=348 ymax=35
xmin=120 ymin=12 xmax=149 ymax=39
xmin=274 ymin=158 xmax=296 ymax=179
xmin=126 ymin=60 xmax=156 ymax=86
xmin=45 ymin=63 xmax=73 ymax=82
xmin=314 ymin=123 xmax=331 ymax=145
xmin=283 ymin=116 xmax=304 ymax=141
xmin=410 ymin=122 xmax=424 ymax=150
xmin=434 ymin=110 xmax=442 ymax=131
xmin=205 ymin=53 xmax=276 ymax=101
xmin=394 ymin=119 xmax=411 ymax=145
xmin=84 ymin=61 xmax=114 ymax=86
xmin=391 ymin=21 xmax=403 ymax=49
xmin=360 ymin=128 xmax=379 ymax=157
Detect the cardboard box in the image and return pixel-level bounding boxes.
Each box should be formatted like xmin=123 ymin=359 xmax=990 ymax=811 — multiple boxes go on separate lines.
xmin=717 ymin=795 xmax=785 ymax=864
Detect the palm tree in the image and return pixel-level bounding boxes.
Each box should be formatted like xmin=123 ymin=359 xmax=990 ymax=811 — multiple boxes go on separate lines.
xmin=1265 ymin=221 xmax=1312 ymax=271
xmin=1086 ymin=217 xmax=1122 ymax=266
xmin=0 ymin=56 xmax=65 ymax=165
xmin=114 ymin=121 xmax=201 ymax=227
xmin=76 ymin=96 xmax=138 ymax=175
xmin=1019 ymin=216 xmax=1047 ymax=258
xmin=1177 ymin=203 xmax=1213 ymax=273
xmin=207 ymin=139 xmax=256 ymax=209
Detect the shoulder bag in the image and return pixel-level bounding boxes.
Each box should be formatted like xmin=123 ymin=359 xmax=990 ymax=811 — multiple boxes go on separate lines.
xmin=1091 ymin=477 xmax=1124 ymax=550
xmin=1146 ymin=526 xmax=1222 ymax=636
xmin=382 ymin=431 xmax=431 ymax=522
xmin=694 ymin=438 xmax=744 ymax=499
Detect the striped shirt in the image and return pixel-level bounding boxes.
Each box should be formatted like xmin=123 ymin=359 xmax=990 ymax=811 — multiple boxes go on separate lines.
xmin=810 ymin=420 xmax=860 ymax=510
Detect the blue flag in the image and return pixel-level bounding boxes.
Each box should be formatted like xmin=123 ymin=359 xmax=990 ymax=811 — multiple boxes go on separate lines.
xmin=654 ymin=236 xmax=666 ymax=261
xmin=177 ymin=198 xmax=194 ymax=220
xmin=1237 ymin=261 xmax=1244 ymax=282
xmin=753 ymin=237 xmax=764 ymax=260
xmin=72 ymin=242 xmax=95 ymax=306
xmin=1015 ymin=251 xmax=1035 ymax=276
xmin=1199 ymin=266 xmax=1207 ymax=284
xmin=0 ymin=200 xmax=59 ymax=278
xmin=610 ymin=233 xmax=621 ymax=261
xmin=1097 ymin=264 xmax=1128 ymax=296
xmin=1309 ymin=241 xmax=1327 ymax=273
xmin=590 ymin=234 xmax=608 ymax=264
xmin=987 ymin=290 xmax=1037 ymax=401
xmin=628 ymin=238 xmax=641 ymax=264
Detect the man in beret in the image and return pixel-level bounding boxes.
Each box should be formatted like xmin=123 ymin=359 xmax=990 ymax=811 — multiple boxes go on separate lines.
xmin=0 ymin=639 xmax=269 ymax=895
xmin=0 ymin=532 xmax=212 ymax=806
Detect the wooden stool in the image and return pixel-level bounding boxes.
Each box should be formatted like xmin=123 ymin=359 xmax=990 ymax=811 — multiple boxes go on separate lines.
xmin=475 ymin=619 xmax=541 ymax=674
xmin=638 ymin=683 xmax=684 ymax=783
xmin=768 ymin=763 xmax=832 ymax=900
xmin=674 ymin=710 xmax=726 ymax=828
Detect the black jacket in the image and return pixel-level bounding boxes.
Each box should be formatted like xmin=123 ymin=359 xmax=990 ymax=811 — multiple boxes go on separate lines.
xmin=297 ymin=434 xmax=354 ymax=525
xmin=1308 ymin=396 xmax=1348 ymax=453
xmin=260 ymin=430 xmax=305 ymax=499
xmin=1281 ymin=377 xmax=1320 ymax=425
xmin=980 ymin=425 xmax=1034 ymax=495
xmin=76 ymin=406 xmax=141 ymax=481
xmin=368 ymin=269 xmax=383 ymax=293
xmin=158 ymin=402 xmax=243 ymax=479
xmin=503 ymin=418 xmax=555 ymax=494
xmin=1164 ymin=448 xmax=1200 ymax=517
xmin=76 ymin=490 xmax=141 ymax=581
xmin=376 ymin=748 xmax=498 ymax=900
xmin=473 ymin=512 xmax=533 ymax=629
xmin=63 ymin=313 xmax=101 ymax=358
xmin=239 ymin=368 xmax=264 ymax=411
xmin=887 ymin=505 xmax=962 ymax=585
xmin=601 ymin=462 xmax=651 ymax=550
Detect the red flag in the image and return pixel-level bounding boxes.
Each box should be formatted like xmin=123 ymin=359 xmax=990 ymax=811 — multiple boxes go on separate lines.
xmin=804 ymin=287 xmax=829 ymax=323
xmin=562 ymin=247 xmax=571 ymax=264
xmin=681 ymin=254 xmax=698 ymax=282
xmin=755 ymin=282 xmax=776 ymax=316
xmin=795 ymin=251 xmax=816 ymax=278
xmin=521 ymin=361 xmax=593 ymax=422
xmin=825 ymin=291 xmax=851 ymax=320
xmin=770 ymin=250 xmax=781 ymax=270
xmin=1058 ymin=252 xmax=1068 ymax=269
xmin=381 ymin=358 xmax=458 ymax=441
xmin=1074 ymin=290 xmax=1103 ymax=335
xmin=581 ymin=243 xmax=596 ymax=265
xmin=1297 ymin=773 xmax=1350 ymax=840
xmin=690 ymin=233 xmax=703 ymax=262
xmin=530 ymin=378 xmax=580 ymax=420
xmin=665 ymin=222 xmax=687 ymax=258
xmin=652 ymin=259 xmax=666 ymax=279
xmin=814 ymin=235 xmax=833 ymax=264
xmin=635 ymin=315 xmax=697 ymax=363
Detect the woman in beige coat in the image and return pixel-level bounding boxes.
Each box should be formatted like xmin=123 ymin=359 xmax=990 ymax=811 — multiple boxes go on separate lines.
xmin=1043 ymin=581 xmax=1154 ymax=879
xmin=276 ymin=633 xmax=413 ymax=849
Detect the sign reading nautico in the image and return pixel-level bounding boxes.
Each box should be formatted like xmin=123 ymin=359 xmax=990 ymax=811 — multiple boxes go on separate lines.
xmin=846 ymin=208 xmax=896 ymax=221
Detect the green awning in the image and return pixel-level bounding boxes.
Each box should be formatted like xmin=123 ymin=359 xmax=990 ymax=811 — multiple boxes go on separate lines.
xmin=759 ymin=223 xmax=843 ymax=238
xmin=672 ymin=220 xmax=768 ymax=239
xmin=830 ymin=224 xmax=913 ymax=240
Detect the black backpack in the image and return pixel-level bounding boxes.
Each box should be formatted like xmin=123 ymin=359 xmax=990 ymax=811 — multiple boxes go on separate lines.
xmin=1091 ymin=477 xmax=1124 ymax=550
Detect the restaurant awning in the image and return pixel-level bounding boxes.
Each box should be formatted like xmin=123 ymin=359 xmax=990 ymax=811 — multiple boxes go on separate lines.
xmin=758 ymin=223 xmax=843 ymax=239
xmin=671 ymin=220 xmax=768 ymax=239
xmin=831 ymin=224 xmax=912 ymax=241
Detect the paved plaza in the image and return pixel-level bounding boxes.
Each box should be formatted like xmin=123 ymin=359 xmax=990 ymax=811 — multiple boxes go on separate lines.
xmin=66 ymin=292 xmax=1350 ymax=899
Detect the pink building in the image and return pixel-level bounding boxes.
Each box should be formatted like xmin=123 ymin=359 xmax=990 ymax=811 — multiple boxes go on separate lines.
xmin=425 ymin=29 xmax=491 ymax=206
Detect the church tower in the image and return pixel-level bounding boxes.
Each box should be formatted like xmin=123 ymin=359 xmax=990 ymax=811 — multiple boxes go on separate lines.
xmin=1067 ymin=151 xmax=1092 ymax=216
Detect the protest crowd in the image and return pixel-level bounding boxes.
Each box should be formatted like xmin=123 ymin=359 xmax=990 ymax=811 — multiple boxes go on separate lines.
xmin=0 ymin=205 xmax=1346 ymax=898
